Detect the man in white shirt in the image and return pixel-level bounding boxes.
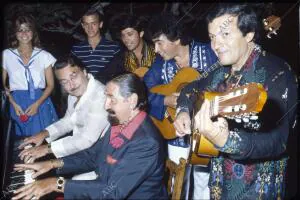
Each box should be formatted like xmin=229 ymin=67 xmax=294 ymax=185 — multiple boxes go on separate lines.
xmin=18 ymin=55 xmax=109 ymax=180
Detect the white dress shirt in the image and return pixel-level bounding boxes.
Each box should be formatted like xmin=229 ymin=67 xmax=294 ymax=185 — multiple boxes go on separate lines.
xmin=45 ymin=74 xmax=109 ymax=179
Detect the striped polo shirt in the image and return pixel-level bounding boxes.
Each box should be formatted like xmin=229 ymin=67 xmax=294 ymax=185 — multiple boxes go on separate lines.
xmin=71 ymin=37 xmax=120 ymax=76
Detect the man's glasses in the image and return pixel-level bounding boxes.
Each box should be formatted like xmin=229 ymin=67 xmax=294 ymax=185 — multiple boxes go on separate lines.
xmin=60 ymin=71 xmax=80 ymax=88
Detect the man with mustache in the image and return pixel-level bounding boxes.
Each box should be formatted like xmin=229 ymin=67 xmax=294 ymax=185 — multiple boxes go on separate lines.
xmin=18 ymin=55 xmax=109 ymax=180
xmin=13 ymin=73 xmax=167 ymax=200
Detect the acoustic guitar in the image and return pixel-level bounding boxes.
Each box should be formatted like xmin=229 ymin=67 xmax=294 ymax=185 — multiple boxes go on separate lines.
xmin=133 ymin=67 xmax=149 ymax=78
xmin=150 ymin=62 xmax=220 ymax=139
xmin=188 ymin=83 xmax=268 ymax=166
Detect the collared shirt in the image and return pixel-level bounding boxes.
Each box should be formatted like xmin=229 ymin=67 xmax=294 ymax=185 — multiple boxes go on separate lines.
xmin=2 ymin=48 xmax=56 ymax=91
xmin=71 ymin=37 xmax=120 ymax=76
xmin=58 ymin=114 xmax=167 ymax=199
xmin=144 ymin=40 xmax=217 ymax=147
xmin=110 ymin=111 xmax=147 ymax=148
xmin=45 ymin=74 xmax=109 ymax=158
xmin=177 ymin=45 xmax=298 ymax=199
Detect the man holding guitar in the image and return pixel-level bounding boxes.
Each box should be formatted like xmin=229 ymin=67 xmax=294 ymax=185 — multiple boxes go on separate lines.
xmin=144 ymin=12 xmax=217 ymax=199
xmin=174 ymin=3 xmax=298 ymax=199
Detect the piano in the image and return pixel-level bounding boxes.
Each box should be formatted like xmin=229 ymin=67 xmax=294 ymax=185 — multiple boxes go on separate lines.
xmin=1 ymin=138 xmax=35 ymax=200
xmin=0 ymin=91 xmax=61 ymax=199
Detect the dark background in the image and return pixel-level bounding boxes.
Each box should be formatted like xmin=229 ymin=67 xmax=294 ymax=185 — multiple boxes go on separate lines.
xmin=1 ymin=2 xmax=299 ymax=199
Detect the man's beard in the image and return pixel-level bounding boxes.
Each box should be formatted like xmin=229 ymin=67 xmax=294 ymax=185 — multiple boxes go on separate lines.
xmin=106 ymin=109 xmax=120 ymax=126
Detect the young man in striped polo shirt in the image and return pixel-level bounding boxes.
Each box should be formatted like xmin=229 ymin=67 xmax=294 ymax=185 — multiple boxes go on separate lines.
xmin=71 ymin=10 xmax=122 ymax=84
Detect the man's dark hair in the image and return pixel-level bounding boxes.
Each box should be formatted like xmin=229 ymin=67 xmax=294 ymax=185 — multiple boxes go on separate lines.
xmin=110 ymin=73 xmax=148 ymax=111
xmin=147 ymin=12 xmax=192 ymax=45
xmin=118 ymin=14 xmax=145 ymax=33
xmin=81 ymin=9 xmax=103 ymax=23
xmin=206 ymin=3 xmax=262 ymax=42
xmin=109 ymin=13 xmax=149 ymax=41
xmin=54 ymin=55 xmax=85 ymax=71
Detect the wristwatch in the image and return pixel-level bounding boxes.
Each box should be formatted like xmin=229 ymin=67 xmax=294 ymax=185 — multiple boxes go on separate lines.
xmin=56 ymin=177 xmax=65 ymax=191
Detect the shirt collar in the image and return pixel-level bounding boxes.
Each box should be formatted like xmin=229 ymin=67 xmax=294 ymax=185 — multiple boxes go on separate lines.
xmin=110 ymin=111 xmax=147 ymax=141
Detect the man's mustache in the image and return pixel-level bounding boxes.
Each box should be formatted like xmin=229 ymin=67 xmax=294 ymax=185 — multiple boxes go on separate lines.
xmin=106 ymin=109 xmax=116 ymax=115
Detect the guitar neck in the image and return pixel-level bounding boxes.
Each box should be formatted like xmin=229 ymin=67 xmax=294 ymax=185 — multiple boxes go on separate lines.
xmin=199 ymin=61 xmax=220 ymax=79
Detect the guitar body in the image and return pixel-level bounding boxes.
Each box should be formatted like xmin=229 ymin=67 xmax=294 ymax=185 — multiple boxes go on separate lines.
xmin=190 ymin=134 xmax=219 ymax=166
xmin=150 ymin=108 xmax=176 ymax=140
xmin=150 ymin=68 xmax=200 ymax=139
xmin=189 ymin=83 xmax=267 ymax=166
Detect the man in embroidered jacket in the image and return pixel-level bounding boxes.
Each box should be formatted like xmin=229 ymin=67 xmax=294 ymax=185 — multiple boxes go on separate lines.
xmin=174 ymin=3 xmax=298 ymax=199
xmin=13 ymin=73 xmax=167 ymax=200
xmin=143 ymin=12 xmax=217 ymax=199
xmin=18 ymin=56 xmax=109 ymax=180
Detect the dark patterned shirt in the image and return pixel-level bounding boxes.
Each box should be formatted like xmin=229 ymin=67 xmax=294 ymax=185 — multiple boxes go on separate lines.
xmin=177 ymin=45 xmax=298 ymax=199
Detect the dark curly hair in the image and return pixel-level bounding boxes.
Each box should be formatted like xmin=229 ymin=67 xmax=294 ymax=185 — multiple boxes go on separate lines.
xmin=206 ymin=3 xmax=266 ymax=42
xmin=147 ymin=12 xmax=192 ymax=45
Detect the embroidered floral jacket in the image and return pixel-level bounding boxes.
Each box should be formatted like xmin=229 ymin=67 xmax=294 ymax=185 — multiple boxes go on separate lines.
xmin=144 ymin=40 xmax=217 ymax=147
xmin=177 ymin=46 xmax=298 ymax=199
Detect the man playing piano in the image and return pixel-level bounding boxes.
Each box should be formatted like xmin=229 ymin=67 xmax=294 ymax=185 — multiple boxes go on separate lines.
xmin=12 ymin=73 xmax=167 ymax=200
xmin=18 ymin=55 xmax=109 ymax=180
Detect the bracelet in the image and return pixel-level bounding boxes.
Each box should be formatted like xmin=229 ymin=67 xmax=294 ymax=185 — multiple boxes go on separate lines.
xmin=50 ymin=159 xmax=64 ymax=169
xmin=58 ymin=159 xmax=64 ymax=169
xmin=50 ymin=159 xmax=55 ymax=169
xmin=47 ymin=143 xmax=52 ymax=154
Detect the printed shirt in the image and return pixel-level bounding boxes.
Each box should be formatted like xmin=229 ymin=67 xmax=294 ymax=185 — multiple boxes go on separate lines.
xmin=177 ymin=45 xmax=298 ymax=199
xmin=144 ymin=40 xmax=217 ymax=147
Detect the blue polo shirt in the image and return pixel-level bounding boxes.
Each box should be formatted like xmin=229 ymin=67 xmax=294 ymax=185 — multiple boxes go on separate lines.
xmin=71 ymin=37 xmax=120 ymax=76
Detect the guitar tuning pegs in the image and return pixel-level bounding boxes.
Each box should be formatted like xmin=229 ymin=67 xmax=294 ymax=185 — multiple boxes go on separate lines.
xmin=235 ymin=117 xmax=242 ymax=123
xmin=242 ymin=117 xmax=250 ymax=123
xmin=250 ymin=115 xmax=258 ymax=120
xmin=240 ymin=104 xmax=247 ymax=111
xmin=234 ymin=105 xmax=240 ymax=112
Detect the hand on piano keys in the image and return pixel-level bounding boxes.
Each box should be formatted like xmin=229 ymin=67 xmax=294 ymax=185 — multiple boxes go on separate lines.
xmin=8 ymin=169 xmax=35 ymax=193
xmin=12 ymin=177 xmax=59 ymax=200
xmin=14 ymin=160 xmax=55 ymax=180
xmin=18 ymin=144 xmax=50 ymax=163
xmin=18 ymin=130 xmax=49 ymax=150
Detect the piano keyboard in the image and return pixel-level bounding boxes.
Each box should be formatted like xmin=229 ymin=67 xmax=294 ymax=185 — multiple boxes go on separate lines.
xmin=1 ymin=139 xmax=58 ymax=200
xmin=1 ymin=140 xmax=36 ymax=200
xmin=7 ymin=143 xmax=35 ymax=193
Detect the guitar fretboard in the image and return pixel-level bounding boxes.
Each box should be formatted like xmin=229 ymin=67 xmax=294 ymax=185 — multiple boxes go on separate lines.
xmin=198 ymin=61 xmax=220 ymax=79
